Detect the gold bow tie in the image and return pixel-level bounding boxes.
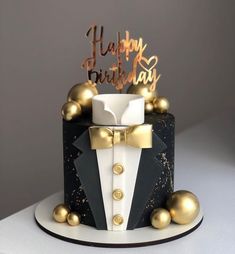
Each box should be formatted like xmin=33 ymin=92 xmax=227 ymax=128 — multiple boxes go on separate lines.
xmin=89 ymin=124 xmax=152 ymax=149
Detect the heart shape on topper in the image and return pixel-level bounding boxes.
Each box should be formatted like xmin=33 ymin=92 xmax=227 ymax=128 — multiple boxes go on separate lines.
xmin=139 ymin=56 xmax=158 ymax=72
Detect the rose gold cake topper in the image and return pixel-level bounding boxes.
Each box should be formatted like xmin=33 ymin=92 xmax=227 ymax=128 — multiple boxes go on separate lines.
xmin=82 ymin=25 xmax=161 ymax=92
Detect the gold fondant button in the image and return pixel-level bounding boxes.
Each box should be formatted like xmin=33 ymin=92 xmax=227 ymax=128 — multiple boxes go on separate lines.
xmin=112 ymin=163 xmax=124 ymax=175
xmin=112 ymin=189 xmax=124 ymax=201
xmin=113 ymin=214 xmax=124 ymax=226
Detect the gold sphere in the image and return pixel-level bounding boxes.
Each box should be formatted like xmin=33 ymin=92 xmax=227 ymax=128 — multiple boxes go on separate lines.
xmin=153 ymin=96 xmax=170 ymax=113
xmin=67 ymin=81 xmax=98 ymax=113
xmin=67 ymin=212 xmax=81 ymax=226
xmin=166 ymin=190 xmax=200 ymax=225
xmin=150 ymin=208 xmax=171 ymax=229
xmin=127 ymin=83 xmax=157 ymax=103
xmin=145 ymin=102 xmax=154 ymax=114
xmin=61 ymin=101 xmax=82 ymax=121
xmin=53 ymin=204 xmax=70 ymax=223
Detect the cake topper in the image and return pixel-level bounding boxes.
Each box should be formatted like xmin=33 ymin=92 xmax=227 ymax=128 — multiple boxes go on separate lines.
xmin=61 ymin=25 xmax=170 ymax=120
xmin=82 ymin=25 xmax=161 ymax=92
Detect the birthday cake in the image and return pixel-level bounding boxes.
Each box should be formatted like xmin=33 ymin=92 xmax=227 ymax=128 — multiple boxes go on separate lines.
xmin=51 ymin=25 xmax=200 ymax=234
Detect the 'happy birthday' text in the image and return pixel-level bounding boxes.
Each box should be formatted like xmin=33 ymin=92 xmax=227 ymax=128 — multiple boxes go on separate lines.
xmin=82 ymin=25 xmax=161 ymax=91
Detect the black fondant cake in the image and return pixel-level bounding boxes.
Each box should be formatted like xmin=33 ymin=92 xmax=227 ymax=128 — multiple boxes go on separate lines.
xmin=63 ymin=112 xmax=174 ymax=230
xmin=35 ymin=25 xmax=202 ymax=246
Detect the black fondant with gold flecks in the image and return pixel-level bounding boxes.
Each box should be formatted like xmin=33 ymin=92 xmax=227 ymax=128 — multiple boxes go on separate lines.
xmin=136 ymin=113 xmax=174 ymax=228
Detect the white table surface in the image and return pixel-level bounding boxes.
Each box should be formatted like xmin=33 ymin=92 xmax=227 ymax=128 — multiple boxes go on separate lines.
xmin=1 ymin=112 xmax=235 ymax=254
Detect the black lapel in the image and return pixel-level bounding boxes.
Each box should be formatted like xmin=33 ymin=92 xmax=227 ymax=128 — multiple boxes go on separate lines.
xmin=73 ymin=130 xmax=107 ymax=230
xmin=127 ymin=132 xmax=167 ymax=230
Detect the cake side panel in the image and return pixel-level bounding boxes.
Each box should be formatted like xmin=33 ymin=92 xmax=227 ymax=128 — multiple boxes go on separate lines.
xmin=63 ymin=113 xmax=175 ymax=230
xmin=136 ymin=113 xmax=175 ymax=228
xmin=63 ymin=119 xmax=96 ymax=227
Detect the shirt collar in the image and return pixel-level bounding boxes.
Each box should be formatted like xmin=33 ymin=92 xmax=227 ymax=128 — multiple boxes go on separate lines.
xmin=92 ymin=94 xmax=144 ymax=125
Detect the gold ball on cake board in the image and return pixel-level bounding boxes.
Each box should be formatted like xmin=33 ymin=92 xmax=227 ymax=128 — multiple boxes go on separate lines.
xmin=166 ymin=190 xmax=200 ymax=225
xmin=53 ymin=204 xmax=70 ymax=223
xmin=153 ymin=96 xmax=170 ymax=113
xmin=67 ymin=81 xmax=98 ymax=113
xmin=150 ymin=208 xmax=171 ymax=229
xmin=127 ymin=83 xmax=157 ymax=103
xmin=61 ymin=101 xmax=82 ymax=121
xmin=145 ymin=102 xmax=154 ymax=114
xmin=67 ymin=212 xmax=81 ymax=226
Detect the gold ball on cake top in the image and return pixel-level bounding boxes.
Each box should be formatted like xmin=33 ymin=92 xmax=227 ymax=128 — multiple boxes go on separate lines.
xmin=67 ymin=81 xmax=98 ymax=113
xmin=127 ymin=83 xmax=157 ymax=103
xmin=150 ymin=208 xmax=171 ymax=229
xmin=153 ymin=96 xmax=170 ymax=113
xmin=61 ymin=101 xmax=82 ymax=121
xmin=145 ymin=102 xmax=154 ymax=114
xmin=166 ymin=190 xmax=200 ymax=225
xmin=67 ymin=212 xmax=81 ymax=226
xmin=53 ymin=204 xmax=70 ymax=223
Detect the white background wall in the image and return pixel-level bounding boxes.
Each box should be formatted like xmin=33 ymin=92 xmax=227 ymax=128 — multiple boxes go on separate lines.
xmin=0 ymin=0 xmax=235 ymax=219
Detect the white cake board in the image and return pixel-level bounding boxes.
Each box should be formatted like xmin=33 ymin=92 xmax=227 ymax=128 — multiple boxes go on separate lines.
xmin=35 ymin=192 xmax=203 ymax=248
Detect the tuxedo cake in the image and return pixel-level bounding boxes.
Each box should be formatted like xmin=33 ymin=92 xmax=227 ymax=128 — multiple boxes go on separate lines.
xmin=34 ymin=25 xmax=202 ymax=247
xmin=63 ymin=93 xmax=175 ymax=231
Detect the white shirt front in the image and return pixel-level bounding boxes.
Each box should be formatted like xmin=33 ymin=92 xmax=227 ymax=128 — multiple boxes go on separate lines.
xmin=92 ymin=94 xmax=145 ymax=231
